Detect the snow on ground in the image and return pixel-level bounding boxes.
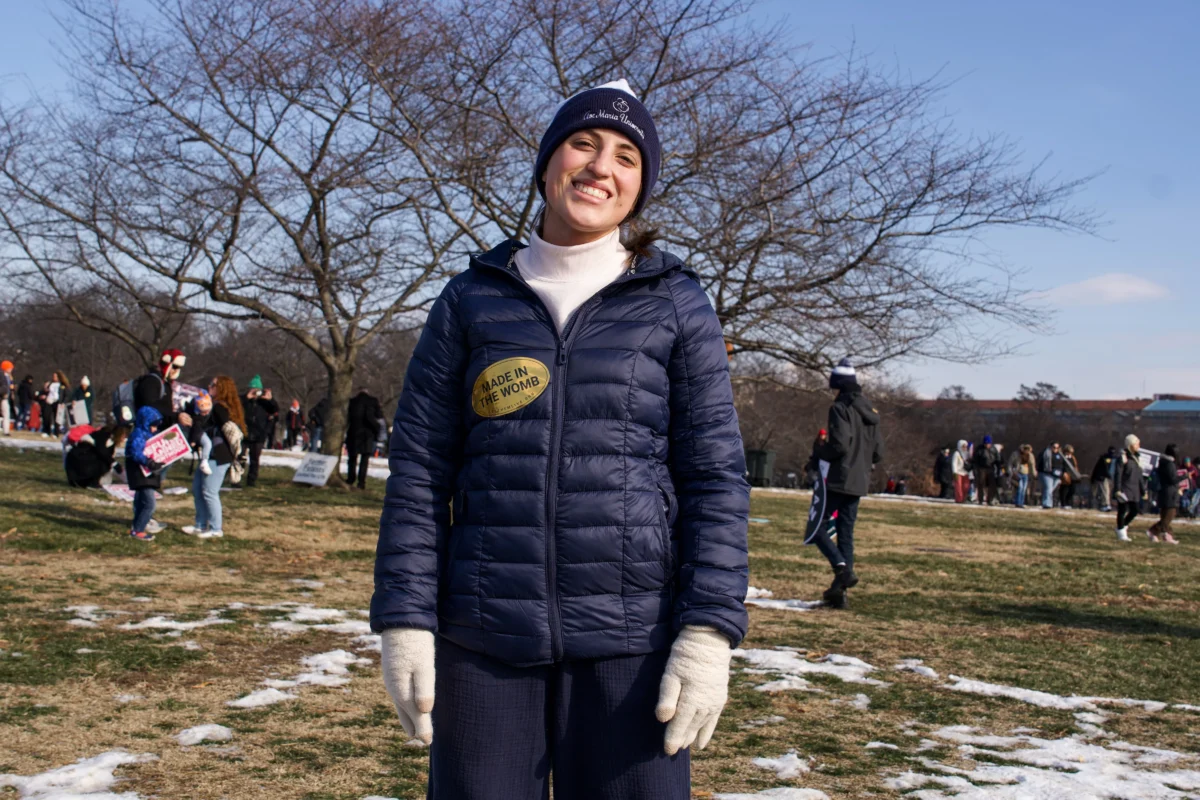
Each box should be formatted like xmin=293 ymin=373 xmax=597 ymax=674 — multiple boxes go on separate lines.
xmin=262 ymin=649 xmax=372 ymax=689
xmin=290 ymin=579 xmax=325 ymax=590
xmin=895 ymin=659 xmax=940 ymax=679
xmin=118 ymin=612 xmax=234 ymax=632
xmin=176 ymin=724 xmax=233 ymax=746
xmin=885 ymin=725 xmax=1200 ymax=799
xmin=734 ymin=648 xmax=889 ymax=688
xmin=226 ymin=688 xmax=297 ymax=709
xmin=942 ymin=674 xmax=1182 ymax=713
xmin=745 ymin=598 xmax=825 ymax=613
xmin=867 ymin=741 xmax=901 ymax=750
xmin=0 ymin=749 xmax=157 ymax=798
xmin=741 ymin=715 xmax=787 ymax=729
xmin=751 ymin=751 xmax=812 ymax=779
xmin=829 ymin=693 xmax=871 ymax=710
xmin=746 ymin=587 xmax=775 ymax=599
xmin=714 ymin=789 xmax=831 ymax=800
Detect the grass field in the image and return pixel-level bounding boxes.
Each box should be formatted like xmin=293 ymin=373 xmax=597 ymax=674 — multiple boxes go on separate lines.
xmin=1 ymin=439 xmax=1198 ymax=799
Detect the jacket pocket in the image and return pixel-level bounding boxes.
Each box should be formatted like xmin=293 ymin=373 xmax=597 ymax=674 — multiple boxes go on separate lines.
xmin=656 ymin=480 xmax=678 ymax=568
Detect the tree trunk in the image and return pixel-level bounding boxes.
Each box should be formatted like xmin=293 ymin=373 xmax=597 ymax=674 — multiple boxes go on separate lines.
xmin=322 ymin=363 xmax=355 ymax=486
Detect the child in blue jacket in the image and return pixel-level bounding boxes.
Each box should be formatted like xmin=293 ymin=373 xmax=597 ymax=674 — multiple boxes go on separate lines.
xmin=125 ymin=405 xmax=163 ymax=541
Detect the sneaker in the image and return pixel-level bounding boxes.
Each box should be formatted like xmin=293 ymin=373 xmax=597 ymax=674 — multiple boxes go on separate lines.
xmin=180 ymin=525 xmax=204 ymax=536
xmin=1163 ymin=532 xmax=1179 ymax=545
xmin=145 ymin=519 xmax=166 ymax=534
xmin=129 ymin=530 xmax=155 ymax=542
xmin=1116 ymin=528 xmax=1131 ymax=542
xmin=196 ymin=530 xmax=224 ymax=539
xmin=1146 ymin=530 xmax=1160 ymax=543
xmin=199 ymin=460 xmax=213 ymax=476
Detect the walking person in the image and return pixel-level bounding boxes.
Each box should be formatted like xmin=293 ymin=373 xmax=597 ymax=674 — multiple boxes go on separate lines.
xmin=130 ymin=348 xmax=194 ymax=535
xmin=183 ymin=376 xmax=246 ymax=539
xmin=371 ymin=80 xmax=750 ymax=800
xmin=1147 ymin=444 xmax=1182 ymax=544
xmin=1058 ymin=444 xmax=1081 ymax=509
xmin=1091 ymin=447 xmax=1116 ymax=511
xmin=240 ymin=376 xmax=278 ymax=488
xmin=345 ymin=387 xmax=382 ymax=489
xmin=47 ymin=372 xmax=68 ymax=435
xmin=1114 ymin=434 xmax=1145 ymax=542
xmin=0 ymin=360 xmax=12 ymax=436
xmin=1039 ymin=442 xmax=1065 ymax=509
xmin=809 ymin=359 xmax=883 ymax=609
xmin=951 ymin=440 xmax=971 ymax=503
xmin=35 ymin=381 xmax=50 ymax=436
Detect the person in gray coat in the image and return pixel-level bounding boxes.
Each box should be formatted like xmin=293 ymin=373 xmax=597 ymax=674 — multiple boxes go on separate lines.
xmin=1114 ymin=434 xmax=1146 ymax=542
xmin=811 ymin=358 xmax=883 ymax=608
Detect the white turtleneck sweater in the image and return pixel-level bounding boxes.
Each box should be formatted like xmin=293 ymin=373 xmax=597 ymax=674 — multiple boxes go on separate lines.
xmin=514 ymin=228 xmax=630 ymax=334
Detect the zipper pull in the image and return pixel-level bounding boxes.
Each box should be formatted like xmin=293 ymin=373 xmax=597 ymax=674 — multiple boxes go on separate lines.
xmin=558 ymin=349 xmax=567 ymax=366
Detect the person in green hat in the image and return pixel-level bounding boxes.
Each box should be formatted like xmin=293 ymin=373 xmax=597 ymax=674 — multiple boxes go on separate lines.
xmin=240 ymin=374 xmax=278 ymax=487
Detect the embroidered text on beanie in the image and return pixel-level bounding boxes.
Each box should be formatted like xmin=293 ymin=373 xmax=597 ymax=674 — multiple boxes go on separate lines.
xmin=533 ymin=79 xmax=661 ymax=219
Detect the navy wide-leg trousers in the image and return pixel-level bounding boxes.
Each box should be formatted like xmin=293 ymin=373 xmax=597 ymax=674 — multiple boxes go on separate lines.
xmin=427 ymin=638 xmax=690 ymax=800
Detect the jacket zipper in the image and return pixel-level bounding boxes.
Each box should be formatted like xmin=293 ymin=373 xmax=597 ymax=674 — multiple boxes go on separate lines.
xmin=472 ymin=247 xmax=650 ymax=661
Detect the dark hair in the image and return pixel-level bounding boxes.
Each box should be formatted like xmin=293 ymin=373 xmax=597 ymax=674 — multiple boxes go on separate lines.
xmin=1165 ymin=443 xmax=1178 ymax=458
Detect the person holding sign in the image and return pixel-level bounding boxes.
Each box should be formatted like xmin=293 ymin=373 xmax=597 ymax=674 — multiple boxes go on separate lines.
xmin=371 ymin=80 xmax=749 ymax=800
xmin=125 ymin=406 xmax=166 ymax=542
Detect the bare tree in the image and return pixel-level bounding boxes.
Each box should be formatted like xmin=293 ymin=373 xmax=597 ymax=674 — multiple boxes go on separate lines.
xmin=1 ymin=0 xmax=1096 ymax=482
xmin=937 ymin=384 xmax=976 ymax=401
xmin=0 ymin=0 xmax=459 ymax=474
xmin=1015 ymin=382 xmax=1070 ymax=404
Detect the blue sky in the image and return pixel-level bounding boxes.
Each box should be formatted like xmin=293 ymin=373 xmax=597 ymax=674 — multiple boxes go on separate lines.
xmin=2 ymin=1 xmax=1196 ymax=399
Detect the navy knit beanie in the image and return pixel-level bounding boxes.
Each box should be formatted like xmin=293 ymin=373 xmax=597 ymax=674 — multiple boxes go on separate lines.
xmin=829 ymin=358 xmax=858 ymax=391
xmin=533 ymin=79 xmax=661 ymax=219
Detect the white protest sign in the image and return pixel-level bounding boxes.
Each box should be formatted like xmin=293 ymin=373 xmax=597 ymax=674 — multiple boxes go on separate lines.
xmin=1138 ymin=448 xmax=1159 ymax=476
xmin=293 ymin=453 xmax=338 ymax=486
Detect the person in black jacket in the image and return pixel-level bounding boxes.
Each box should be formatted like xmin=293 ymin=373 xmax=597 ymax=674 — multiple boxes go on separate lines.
xmin=17 ymin=375 xmax=35 ymax=430
xmin=345 ymin=387 xmax=382 ymax=489
xmin=1114 ymin=434 xmax=1145 ymax=542
xmin=307 ymin=396 xmax=329 ymax=452
xmin=1090 ymin=447 xmax=1116 ymax=511
xmin=65 ymin=424 xmax=118 ymax=487
xmin=1147 ymin=444 xmax=1182 ymax=544
xmin=812 ymin=358 xmax=883 ymax=608
xmin=972 ymin=436 xmax=1001 ymax=506
xmin=933 ymin=446 xmax=955 ymax=498
xmin=240 ymin=375 xmax=279 ymax=488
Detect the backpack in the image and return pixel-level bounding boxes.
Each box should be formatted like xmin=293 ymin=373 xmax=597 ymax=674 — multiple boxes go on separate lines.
xmin=113 ymin=373 xmax=164 ymax=427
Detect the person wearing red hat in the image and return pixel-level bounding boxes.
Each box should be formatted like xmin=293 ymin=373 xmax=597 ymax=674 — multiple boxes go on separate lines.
xmin=127 ymin=349 xmax=192 ymax=535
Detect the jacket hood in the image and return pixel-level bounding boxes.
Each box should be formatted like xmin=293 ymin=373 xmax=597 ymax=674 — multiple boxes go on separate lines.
xmin=135 ymin=406 xmax=163 ymax=429
xmin=845 ymin=391 xmax=880 ymax=425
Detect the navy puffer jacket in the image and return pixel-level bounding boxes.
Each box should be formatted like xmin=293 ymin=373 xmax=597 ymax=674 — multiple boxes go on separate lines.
xmin=371 ymin=240 xmax=750 ymax=667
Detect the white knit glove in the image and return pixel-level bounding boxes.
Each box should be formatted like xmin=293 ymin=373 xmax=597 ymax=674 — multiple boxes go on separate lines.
xmin=656 ymin=625 xmax=733 ymax=755
xmin=380 ymin=628 xmax=436 ymax=744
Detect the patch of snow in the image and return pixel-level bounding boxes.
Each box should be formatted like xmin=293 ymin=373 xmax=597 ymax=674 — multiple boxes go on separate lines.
xmin=268 ymin=620 xmax=310 ymax=634
xmin=130 ymin=597 xmax=153 ymax=603
xmin=755 ymin=676 xmax=819 ymax=693
xmin=734 ymin=648 xmax=887 ymax=687
xmin=867 ymin=741 xmax=900 ymax=750
xmin=176 ymin=724 xmax=233 ymax=746
xmin=745 ymin=598 xmax=825 ymax=613
xmin=68 ymin=618 xmax=99 ymax=628
xmin=888 ymin=725 xmax=1200 ymax=799
xmin=746 ymin=586 xmax=774 ymax=599
xmin=300 ymin=649 xmax=370 ymax=675
xmin=314 ymin=620 xmax=373 ymax=636
xmin=114 ymin=694 xmax=144 ymax=704
xmin=1174 ymin=704 xmax=1200 ymax=713
xmin=0 ymin=749 xmax=157 ymax=798
xmin=118 ymin=613 xmax=233 ymax=632
xmin=714 ymin=789 xmax=831 ymax=800
xmin=943 ymin=675 xmax=1170 ymax=713
xmin=75 ymin=648 xmax=102 ymax=654
xmin=226 ymin=688 xmax=296 ymax=708
xmin=287 ymin=606 xmax=345 ymax=623
xmin=751 ymin=750 xmax=811 ymax=779
xmin=740 ymin=715 xmax=787 ymax=729
xmin=177 ymin=640 xmax=203 ymax=651
xmin=895 ymin=659 xmax=939 ymax=679
xmin=831 ymin=693 xmax=870 ymax=710
xmin=290 ymin=579 xmax=325 ymax=590
xmin=352 ymin=634 xmax=382 ymax=652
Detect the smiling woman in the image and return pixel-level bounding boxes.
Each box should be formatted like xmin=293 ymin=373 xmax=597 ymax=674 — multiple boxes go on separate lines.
xmin=371 ymin=78 xmax=751 ymax=800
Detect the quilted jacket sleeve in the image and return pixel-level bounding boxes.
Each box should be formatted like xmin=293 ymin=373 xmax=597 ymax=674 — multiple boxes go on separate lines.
xmin=666 ymin=275 xmax=750 ymax=647
xmin=370 ymin=280 xmax=468 ymax=633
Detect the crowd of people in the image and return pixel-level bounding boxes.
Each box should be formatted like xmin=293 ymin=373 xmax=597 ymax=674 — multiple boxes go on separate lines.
xmin=931 ymin=435 xmax=1195 ymax=543
xmin=2 ymin=349 xmax=397 ymax=539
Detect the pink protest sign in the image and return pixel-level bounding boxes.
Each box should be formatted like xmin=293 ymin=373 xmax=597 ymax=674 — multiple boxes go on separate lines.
xmin=141 ymin=423 xmax=192 ymax=476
